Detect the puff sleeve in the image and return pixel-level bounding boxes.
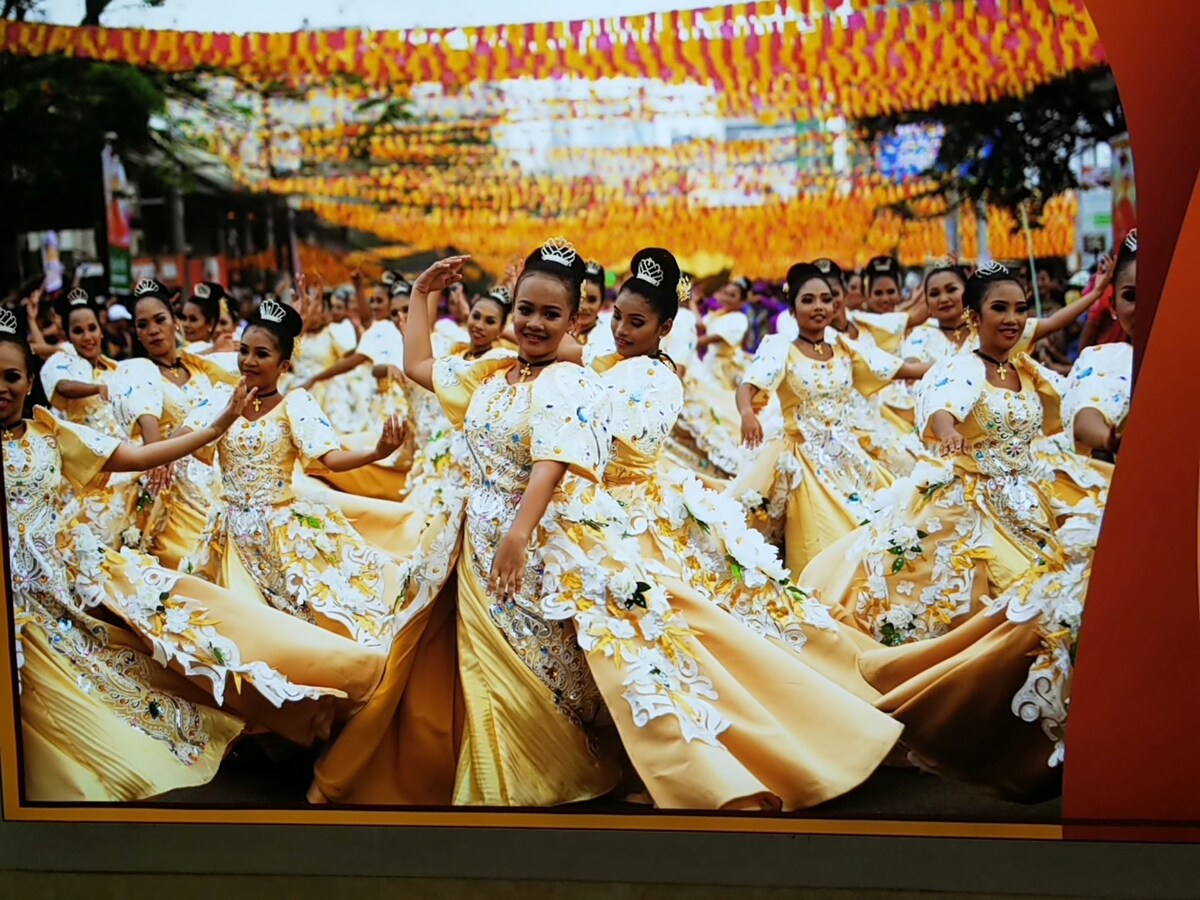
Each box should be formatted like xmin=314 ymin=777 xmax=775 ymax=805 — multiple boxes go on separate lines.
xmin=110 ymin=358 xmax=164 ymax=435
xmin=432 ymin=351 xmax=516 ymax=428
xmin=37 ymin=408 xmax=120 ymax=493
xmin=283 ymin=389 xmax=344 ymax=471
xmin=529 ymin=364 xmax=612 ymax=483
xmin=1060 ymin=344 xmax=1133 ymax=437
xmin=741 ymin=333 xmax=791 ymax=394
xmin=841 ymin=334 xmax=904 ymax=398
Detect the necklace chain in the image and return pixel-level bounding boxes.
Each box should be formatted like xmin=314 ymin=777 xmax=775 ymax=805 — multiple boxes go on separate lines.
xmin=797 ymin=334 xmax=828 ymax=357
xmin=975 ymin=349 xmax=1012 ymax=379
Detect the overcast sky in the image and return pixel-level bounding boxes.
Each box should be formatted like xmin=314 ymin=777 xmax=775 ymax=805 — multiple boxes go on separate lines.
xmin=36 ymin=0 xmax=716 ymax=31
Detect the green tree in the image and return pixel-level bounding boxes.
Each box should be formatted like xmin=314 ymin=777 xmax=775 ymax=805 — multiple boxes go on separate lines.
xmin=857 ymin=67 xmax=1126 ymax=218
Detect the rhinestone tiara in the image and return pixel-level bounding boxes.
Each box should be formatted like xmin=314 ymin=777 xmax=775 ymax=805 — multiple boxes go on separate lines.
xmin=1123 ymin=229 xmax=1138 ymax=253
xmin=193 ymin=283 xmax=212 ymax=299
xmin=635 ymin=256 xmax=665 ymax=288
xmin=66 ymin=287 xmax=89 ymax=306
xmin=539 ymin=236 xmax=578 ymax=269
xmin=133 ymin=278 xmax=161 ymax=297
xmin=259 ymin=297 xmax=287 ymax=324
xmin=976 ymin=260 xmax=1009 ymax=277
xmin=0 ymin=308 xmax=18 ymax=335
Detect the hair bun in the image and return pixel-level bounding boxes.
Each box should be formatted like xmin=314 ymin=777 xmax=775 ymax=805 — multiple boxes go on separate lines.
xmin=629 ymin=248 xmax=681 ymax=298
xmin=785 ymin=262 xmax=830 ymax=300
xmin=254 ymin=297 xmax=304 ymax=338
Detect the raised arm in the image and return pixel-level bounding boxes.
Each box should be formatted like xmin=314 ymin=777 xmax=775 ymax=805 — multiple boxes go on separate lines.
xmin=303 ymin=352 xmax=369 ymax=389
xmin=318 ymin=414 xmax=405 ymax=472
xmin=405 ymin=256 xmax=468 ymax=393
xmin=1032 ymin=256 xmax=1113 ymax=343
xmin=105 ymin=383 xmax=253 ymax=472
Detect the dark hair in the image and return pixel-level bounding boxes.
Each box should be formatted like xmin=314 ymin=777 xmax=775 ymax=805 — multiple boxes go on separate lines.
xmin=244 ymin=299 xmax=305 ymax=360
xmin=923 ymin=260 xmax=968 ymax=294
xmin=184 ymin=282 xmax=227 ymax=326
xmin=0 ymin=311 xmax=44 ymax=414
xmin=1114 ymin=229 xmax=1137 ymax=285
xmin=963 ymin=261 xmax=1025 ymax=314
xmin=132 ymin=277 xmax=175 ymax=321
xmin=55 ymin=287 xmax=102 ymax=329
xmin=583 ymin=260 xmax=606 ymax=291
xmin=864 ymin=256 xmax=902 ymax=294
xmin=472 ymin=287 xmax=512 ymax=324
xmin=619 ymin=247 xmax=681 ymax=323
xmin=811 ymin=258 xmax=845 ymax=288
xmin=784 ymin=263 xmax=832 ymax=307
xmin=389 ymin=278 xmax=413 ymax=299
xmin=515 ymin=238 xmax=588 ymax=313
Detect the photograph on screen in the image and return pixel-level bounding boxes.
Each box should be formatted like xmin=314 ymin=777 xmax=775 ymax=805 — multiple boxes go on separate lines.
xmin=0 ymin=0 xmax=1138 ymax=830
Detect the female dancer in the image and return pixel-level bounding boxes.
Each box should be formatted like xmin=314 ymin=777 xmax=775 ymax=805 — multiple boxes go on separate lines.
xmin=110 ymin=277 xmax=240 ymax=569
xmin=390 ymin=240 xmax=899 ymax=812
xmin=798 ymin=262 xmax=1110 ymax=800
xmin=570 ymin=259 xmax=609 ymax=351
xmin=182 ymin=298 xmax=411 ymax=650
xmin=180 ymin=282 xmax=239 ymax=376
xmin=891 ymin=257 xmax=1117 ymax=424
xmin=593 ymin=249 xmax=902 ymax=716
xmin=1060 ymin=233 xmax=1135 ymax=457
xmin=732 ymin=264 xmax=927 ymax=576
xmin=39 ymin=288 xmax=137 ymax=545
xmin=3 ymin=317 xmax=384 ymax=800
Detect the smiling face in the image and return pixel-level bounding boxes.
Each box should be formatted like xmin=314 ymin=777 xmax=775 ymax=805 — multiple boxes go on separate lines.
xmin=976 ymin=282 xmax=1030 ymax=356
xmin=0 ymin=342 xmax=30 ymax=427
xmin=925 ymin=271 xmax=966 ymax=325
xmin=512 ymin=272 xmax=575 ymax=361
xmin=134 ymin=297 xmax=177 ymax=360
xmin=329 ymin=295 xmax=349 ymax=323
xmin=467 ymin=297 xmax=506 ymax=351
xmin=368 ymin=286 xmax=390 ymax=322
xmin=66 ymin=308 xmax=104 ymax=362
xmin=612 ymin=290 xmax=671 ymax=359
xmin=845 ymin=273 xmax=865 ymax=309
xmin=1113 ymin=259 xmax=1136 ymax=339
xmin=577 ymin=281 xmax=603 ymax=333
xmin=181 ymin=300 xmax=215 ymax=343
xmin=238 ymin=326 xmax=287 ymax=392
xmin=867 ymin=275 xmax=900 ymax=313
xmin=717 ymin=282 xmax=745 ymax=312
xmin=792 ymin=277 xmax=835 ymax=337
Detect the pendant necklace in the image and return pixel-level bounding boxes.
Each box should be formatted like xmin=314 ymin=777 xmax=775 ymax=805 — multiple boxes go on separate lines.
xmin=252 ymin=390 xmax=279 ymax=413
xmin=516 ymin=357 xmax=554 ymax=383
xmin=975 ymin=350 xmax=1011 ymax=380
xmin=797 ymin=334 xmax=828 ymax=357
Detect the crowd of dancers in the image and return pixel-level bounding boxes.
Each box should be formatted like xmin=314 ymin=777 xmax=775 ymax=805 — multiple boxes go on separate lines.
xmin=2 ymin=229 xmax=1135 ymax=809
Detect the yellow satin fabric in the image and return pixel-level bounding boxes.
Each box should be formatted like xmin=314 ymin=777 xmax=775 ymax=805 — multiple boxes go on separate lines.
xmin=735 ymin=433 xmax=894 ymax=577
xmin=143 ymin=482 xmax=210 ymax=571
xmin=18 ymin=614 xmax=243 ymax=802
xmin=452 ymin=529 xmax=621 ymax=807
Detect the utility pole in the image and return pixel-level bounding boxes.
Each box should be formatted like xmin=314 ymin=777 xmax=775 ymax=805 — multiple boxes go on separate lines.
xmin=169 ymin=163 xmax=188 ymax=297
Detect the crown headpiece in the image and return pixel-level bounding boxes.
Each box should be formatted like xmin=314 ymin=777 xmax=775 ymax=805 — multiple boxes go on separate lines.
xmin=381 ymin=270 xmax=397 ymax=286
xmin=66 ymin=287 xmax=90 ymax=306
xmin=539 ymin=237 xmax=578 ymax=269
xmin=1123 ymin=229 xmax=1138 ymax=253
xmin=193 ymin=283 xmax=212 ymax=300
xmin=259 ymin=297 xmax=287 ymax=324
xmin=390 ymin=279 xmax=412 ymax=298
xmin=871 ymin=258 xmax=894 ymax=272
xmin=0 ymin=308 xmax=17 ymax=335
xmin=814 ymin=258 xmax=833 ymax=274
xmin=975 ymin=260 xmax=1009 ymax=278
xmin=488 ymin=285 xmax=512 ymax=304
xmin=133 ymin=278 xmax=161 ymax=297
xmin=676 ymin=274 xmax=691 ymax=306
xmin=584 ymin=260 xmax=603 ymax=276
xmin=635 ymin=256 xmax=665 ymax=288
xmin=929 ymin=255 xmax=957 ymax=272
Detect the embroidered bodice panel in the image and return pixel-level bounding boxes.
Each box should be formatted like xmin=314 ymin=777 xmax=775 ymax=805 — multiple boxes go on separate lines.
xmin=967 ymin=385 xmax=1046 ymax=478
